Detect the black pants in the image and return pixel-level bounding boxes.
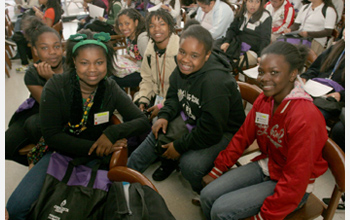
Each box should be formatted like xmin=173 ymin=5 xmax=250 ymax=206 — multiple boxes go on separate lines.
xmin=6 ymin=105 xmax=41 ymax=166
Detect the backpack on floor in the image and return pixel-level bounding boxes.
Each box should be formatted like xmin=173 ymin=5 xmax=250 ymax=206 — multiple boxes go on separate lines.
xmin=104 ymin=181 xmax=176 ymax=220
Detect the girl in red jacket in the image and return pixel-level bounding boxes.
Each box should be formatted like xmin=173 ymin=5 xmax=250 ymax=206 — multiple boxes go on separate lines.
xmin=200 ymin=41 xmax=328 ymax=220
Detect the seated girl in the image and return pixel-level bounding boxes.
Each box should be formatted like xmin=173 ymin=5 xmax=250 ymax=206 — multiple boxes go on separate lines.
xmin=85 ymin=0 xmax=122 ymax=34
xmin=128 ymin=25 xmax=245 ymax=193
xmin=6 ymin=30 xmax=150 ymax=220
xmin=200 ymin=41 xmax=328 ymax=220
xmin=219 ymin=0 xmax=272 ymax=67
xmin=151 ymin=0 xmax=182 ymax=27
xmin=284 ymin=0 xmax=337 ymax=55
xmin=5 ymin=17 xmax=65 ymax=166
xmin=111 ymin=8 xmax=149 ymax=89
xmin=300 ymin=32 xmax=345 ymax=121
xmin=133 ymin=9 xmax=179 ymax=120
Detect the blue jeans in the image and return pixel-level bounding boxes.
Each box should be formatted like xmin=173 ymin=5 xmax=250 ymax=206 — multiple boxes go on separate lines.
xmin=6 ymin=152 xmax=52 ymax=220
xmin=200 ymin=162 xmax=309 ymax=220
xmin=127 ymin=132 xmax=233 ymax=193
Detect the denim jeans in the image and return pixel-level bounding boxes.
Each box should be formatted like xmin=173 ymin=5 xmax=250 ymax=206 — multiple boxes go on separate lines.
xmin=127 ymin=132 xmax=233 ymax=193
xmin=200 ymin=161 xmax=310 ymax=220
xmin=6 ymin=152 xmax=52 ymax=220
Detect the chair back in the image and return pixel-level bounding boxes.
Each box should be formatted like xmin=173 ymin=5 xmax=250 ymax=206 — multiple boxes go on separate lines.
xmin=5 ymin=8 xmax=13 ymax=38
xmin=108 ymin=166 xmax=158 ymax=192
xmin=110 ymin=34 xmax=127 ymax=52
xmin=284 ymin=138 xmax=345 ymax=220
xmin=321 ymin=138 xmax=345 ymax=219
xmin=52 ymin=20 xmax=64 ymax=39
xmin=237 ymin=81 xmax=262 ymax=109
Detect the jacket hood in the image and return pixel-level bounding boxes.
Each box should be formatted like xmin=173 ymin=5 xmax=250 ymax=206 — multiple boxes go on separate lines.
xmin=176 ymin=50 xmax=232 ymax=79
xmin=284 ymin=77 xmax=313 ymax=102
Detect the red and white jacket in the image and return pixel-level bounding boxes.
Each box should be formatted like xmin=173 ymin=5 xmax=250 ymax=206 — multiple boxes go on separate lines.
xmin=209 ymin=81 xmax=328 ymax=220
xmin=265 ymin=0 xmax=295 ymax=34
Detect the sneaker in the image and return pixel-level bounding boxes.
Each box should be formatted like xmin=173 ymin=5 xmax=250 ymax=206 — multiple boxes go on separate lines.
xmin=5 ymin=39 xmax=16 ymax=47
xmin=16 ymin=65 xmax=29 ymax=73
xmin=322 ymin=197 xmax=345 ymax=210
xmin=191 ymin=193 xmax=201 ymax=206
xmin=152 ymin=165 xmax=176 ymax=181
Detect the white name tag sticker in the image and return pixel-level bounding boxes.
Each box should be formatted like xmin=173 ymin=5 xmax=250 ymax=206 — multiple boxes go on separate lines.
xmin=246 ymin=23 xmax=256 ymax=30
xmin=255 ymin=112 xmax=269 ymax=125
xmin=94 ymin=111 xmax=109 ymax=125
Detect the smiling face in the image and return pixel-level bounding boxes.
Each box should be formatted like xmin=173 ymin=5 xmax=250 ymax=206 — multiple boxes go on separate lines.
xmin=33 ymin=32 xmax=63 ymax=68
xmin=177 ymin=37 xmax=210 ymax=75
xmin=74 ymin=46 xmax=107 ymax=89
xmin=257 ymin=53 xmax=297 ymax=103
xmin=148 ymin=16 xmax=171 ymax=49
xmin=246 ymin=0 xmax=261 ymax=15
xmin=118 ymin=14 xmax=138 ymax=40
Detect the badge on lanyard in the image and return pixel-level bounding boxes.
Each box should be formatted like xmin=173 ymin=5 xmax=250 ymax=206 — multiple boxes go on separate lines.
xmin=255 ymin=112 xmax=269 ymax=125
xmin=154 ymin=95 xmax=164 ymax=106
xmin=94 ymin=111 xmax=109 ymax=125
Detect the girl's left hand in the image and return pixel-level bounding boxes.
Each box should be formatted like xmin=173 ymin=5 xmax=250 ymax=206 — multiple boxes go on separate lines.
xmin=162 ymin=142 xmax=180 ymax=160
xmin=34 ymin=61 xmax=55 ymax=80
xmin=326 ymin=92 xmax=341 ymax=102
xmin=89 ymin=134 xmax=116 ymax=156
xmin=299 ymin=31 xmax=308 ymax=37
xmin=161 ymin=4 xmax=171 ymax=11
xmin=147 ymin=105 xmax=160 ymax=121
xmin=98 ymin=16 xmax=105 ymax=22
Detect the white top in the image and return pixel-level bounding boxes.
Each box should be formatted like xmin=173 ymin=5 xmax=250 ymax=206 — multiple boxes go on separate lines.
xmin=295 ymin=3 xmax=337 ymax=46
xmin=151 ymin=0 xmax=182 ymax=26
xmin=195 ymin=0 xmax=234 ymax=40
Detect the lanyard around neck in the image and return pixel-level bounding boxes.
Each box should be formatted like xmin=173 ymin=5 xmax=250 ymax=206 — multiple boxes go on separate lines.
xmin=156 ymin=52 xmax=166 ymax=94
xmin=328 ymin=50 xmax=345 ymax=80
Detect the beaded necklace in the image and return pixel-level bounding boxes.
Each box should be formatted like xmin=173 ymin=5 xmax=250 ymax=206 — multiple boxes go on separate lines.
xmin=67 ymin=90 xmax=96 ymax=135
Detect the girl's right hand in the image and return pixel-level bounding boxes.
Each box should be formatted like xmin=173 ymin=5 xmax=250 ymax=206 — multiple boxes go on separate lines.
xmin=202 ymin=174 xmax=215 ymax=187
xmin=283 ymin=29 xmax=291 ymax=34
xmin=220 ymin=43 xmax=230 ymax=53
xmin=139 ymin=103 xmax=146 ymax=112
xmin=34 ymin=62 xmax=55 ymax=80
xmin=152 ymin=118 xmax=168 ymax=139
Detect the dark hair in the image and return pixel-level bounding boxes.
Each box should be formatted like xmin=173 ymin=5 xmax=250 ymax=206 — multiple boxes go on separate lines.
xmin=236 ymin=0 xmax=266 ymax=23
xmin=321 ymin=0 xmax=338 ymax=21
xmin=320 ymin=39 xmax=344 ymax=74
xmin=22 ymin=16 xmax=61 ymax=47
xmin=145 ymin=9 xmax=176 ymax=38
xmin=183 ymin=19 xmax=200 ymax=31
xmin=65 ymin=29 xmax=115 ymax=128
xmin=45 ymin=0 xmax=64 ymax=24
xmin=261 ymin=41 xmax=309 ymax=73
xmin=114 ymin=8 xmax=146 ymax=40
xmin=197 ymin=0 xmax=230 ymax=6
xmin=64 ymin=29 xmax=116 ymax=76
xmin=180 ymin=24 xmax=213 ymax=53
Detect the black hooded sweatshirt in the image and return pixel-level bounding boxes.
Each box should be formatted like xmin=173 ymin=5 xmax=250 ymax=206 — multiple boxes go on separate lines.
xmin=158 ymin=51 xmax=246 ymax=154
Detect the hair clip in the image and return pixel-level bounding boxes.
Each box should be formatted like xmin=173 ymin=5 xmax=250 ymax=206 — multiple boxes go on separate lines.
xmin=93 ymin=32 xmax=111 ymax=42
xmin=69 ymin=33 xmax=87 ymax=41
xmin=70 ymin=33 xmax=109 ymax=54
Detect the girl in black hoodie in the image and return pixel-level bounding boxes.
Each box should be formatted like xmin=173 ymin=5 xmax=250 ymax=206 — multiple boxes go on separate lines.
xmin=127 ymin=25 xmax=246 ymax=194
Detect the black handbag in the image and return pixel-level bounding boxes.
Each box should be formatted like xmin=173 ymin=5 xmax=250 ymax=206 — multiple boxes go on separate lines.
xmin=154 ymin=114 xmax=190 ymax=156
xmin=313 ymin=96 xmax=345 ymax=115
xmin=28 ymin=153 xmax=112 ymax=220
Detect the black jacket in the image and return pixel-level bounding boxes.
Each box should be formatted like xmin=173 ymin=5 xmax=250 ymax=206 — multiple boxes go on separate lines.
xmin=158 ymin=52 xmax=246 ymax=154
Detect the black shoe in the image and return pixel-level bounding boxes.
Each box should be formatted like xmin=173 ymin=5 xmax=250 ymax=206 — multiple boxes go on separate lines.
xmin=10 ymin=53 xmax=20 ymax=60
xmin=152 ymin=165 xmax=176 ymax=181
xmin=322 ymin=198 xmax=345 ymax=210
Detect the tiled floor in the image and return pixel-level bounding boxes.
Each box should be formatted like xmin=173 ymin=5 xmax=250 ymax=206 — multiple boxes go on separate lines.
xmin=5 ymin=1 xmax=345 ymax=219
